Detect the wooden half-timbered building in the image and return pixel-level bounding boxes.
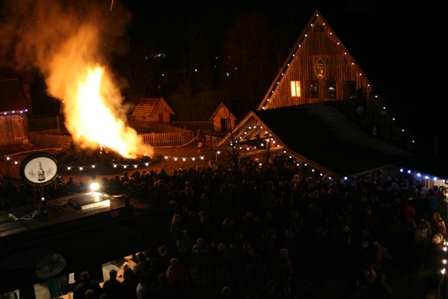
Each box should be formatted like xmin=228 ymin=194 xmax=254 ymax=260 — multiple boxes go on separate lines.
xmin=219 ymin=9 xmax=417 ymax=178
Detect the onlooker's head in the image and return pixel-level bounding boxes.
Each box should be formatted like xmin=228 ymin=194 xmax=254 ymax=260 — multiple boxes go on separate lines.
xmin=170 ymin=258 xmax=180 ymax=266
xmin=80 ymin=271 xmax=89 ymax=282
xmin=221 ymin=286 xmax=232 ymax=298
xmin=109 ymin=268 xmax=117 ymax=279
xmin=85 ymin=289 xmax=95 ymax=299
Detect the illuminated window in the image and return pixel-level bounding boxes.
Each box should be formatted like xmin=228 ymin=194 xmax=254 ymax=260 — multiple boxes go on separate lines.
xmin=290 ymin=81 xmax=301 ymax=97
xmin=328 ymin=81 xmax=336 ymax=99
xmin=310 ymin=81 xmax=318 ymax=98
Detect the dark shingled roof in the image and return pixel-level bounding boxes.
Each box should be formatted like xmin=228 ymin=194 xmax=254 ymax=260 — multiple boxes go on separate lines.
xmin=254 ymin=102 xmax=412 ymax=176
xmin=0 ymin=78 xmax=28 ymax=113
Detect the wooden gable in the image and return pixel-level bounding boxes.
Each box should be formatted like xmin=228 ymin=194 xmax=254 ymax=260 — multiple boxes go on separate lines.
xmin=0 ymin=78 xmax=29 ymax=146
xmin=131 ymin=97 xmax=174 ymax=123
xmin=251 ymin=9 xmax=413 ymax=148
xmin=209 ymin=103 xmax=238 ymax=133
xmin=258 ymin=9 xmax=380 ymax=110
xmin=219 ymin=9 xmax=416 ymax=177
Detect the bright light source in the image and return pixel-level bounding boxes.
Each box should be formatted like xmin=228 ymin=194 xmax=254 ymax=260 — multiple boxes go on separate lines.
xmin=90 ymin=182 xmax=100 ymax=191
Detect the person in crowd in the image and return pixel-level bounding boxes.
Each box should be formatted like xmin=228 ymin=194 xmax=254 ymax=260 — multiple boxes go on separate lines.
xmin=274 ymin=248 xmax=294 ymax=299
xmin=101 ymin=268 xmax=122 ymax=299
xmin=365 ymin=272 xmax=393 ymax=299
xmin=426 ymin=189 xmax=439 ymax=219
xmin=398 ymin=197 xmax=416 ymax=227
xmin=120 ymin=267 xmax=138 ymax=299
xmin=73 ymin=271 xmax=102 ymax=299
xmin=209 ymin=259 xmax=235 ymax=298
xmin=260 ymin=280 xmax=282 ymax=299
xmin=166 ymin=257 xmax=187 ymax=297
xmin=146 ymin=257 xmax=164 ymax=288
xmin=84 ymin=289 xmax=96 ymax=299
xmin=149 ymin=273 xmax=175 ymax=298
xmin=136 ymin=273 xmax=149 ymax=299
xmin=133 ymin=251 xmax=151 ymax=278
xmin=430 ymin=212 xmax=447 ymax=238
xmin=242 ymin=254 xmax=270 ymax=298
xmin=220 ymin=285 xmax=233 ymax=298
xmin=191 ymin=237 xmax=211 ymax=290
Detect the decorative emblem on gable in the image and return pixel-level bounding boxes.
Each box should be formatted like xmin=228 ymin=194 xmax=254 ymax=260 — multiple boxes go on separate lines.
xmin=315 ymin=59 xmax=325 ymax=79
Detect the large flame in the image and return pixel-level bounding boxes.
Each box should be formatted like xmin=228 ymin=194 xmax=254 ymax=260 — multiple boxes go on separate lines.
xmin=66 ymin=66 xmax=145 ymax=158
xmin=45 ymin=24 xmax=153 ymax=159
xmin=0 ymin=1 xmax=153 ymax=159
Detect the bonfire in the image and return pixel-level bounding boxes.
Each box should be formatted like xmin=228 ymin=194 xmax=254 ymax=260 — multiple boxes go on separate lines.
xmin=55 ymin=143 xmax=152 ymax=175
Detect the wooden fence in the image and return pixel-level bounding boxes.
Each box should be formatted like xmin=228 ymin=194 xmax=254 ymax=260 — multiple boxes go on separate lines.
xmin=29 ymin=130 xmax=195 ymax=148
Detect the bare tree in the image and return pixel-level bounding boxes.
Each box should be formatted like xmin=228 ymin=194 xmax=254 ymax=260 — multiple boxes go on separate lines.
xmin=175 ymin=21 xmax=212 ymax=120
xmin=115 ymin=43 xmax=165 ymax=98
xmin=220 ymin=10 xmax=284 ymax=115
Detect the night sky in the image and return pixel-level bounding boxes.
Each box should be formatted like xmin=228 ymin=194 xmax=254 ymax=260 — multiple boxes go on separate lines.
xmin=0 ymin=0 xmax=442 ymax=150
xmin=121 ymin=0 xmax=442 ymax=145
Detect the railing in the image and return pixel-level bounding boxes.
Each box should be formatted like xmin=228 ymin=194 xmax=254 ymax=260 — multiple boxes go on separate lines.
xmin=28 ymin=130 xmax=195 ymax=148
xmin=139 ymin=131 xmax=195 ymax=146
xmin=128 ymin=120 xmax=186 ymax=133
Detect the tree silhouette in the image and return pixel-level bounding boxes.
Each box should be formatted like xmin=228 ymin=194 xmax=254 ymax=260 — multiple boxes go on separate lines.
xmin=174 ymin=21 xmax=213 ymax=120
xmin=221 ymin=10 xmax=283 ymax=116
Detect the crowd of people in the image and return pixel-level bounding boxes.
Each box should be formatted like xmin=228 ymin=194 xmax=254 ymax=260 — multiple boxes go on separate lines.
xmin=2 ymin=155 xmax=448 ymax=298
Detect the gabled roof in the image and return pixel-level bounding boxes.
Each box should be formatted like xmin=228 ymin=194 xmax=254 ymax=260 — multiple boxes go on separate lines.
xmin=0 ymin=78 xmax=28 ymax=113
xmin=257 ymin=103 xmax=411 ymax=176
xmin=209 ymin=103 xmax=236 ymax=121
xmin=131 ymin=97 xmax=174 ymax=118
xmin=217 ymin=9 xmax=419 ymax=177
xmin=223 ymin=103 xmax=412 ymax=177
xmin=257 ymin=8 xmax=380 ymax=111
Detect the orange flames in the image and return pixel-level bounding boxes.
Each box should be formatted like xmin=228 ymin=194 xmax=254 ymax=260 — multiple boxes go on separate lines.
xmin=45 ymin=24 xmax=153 ymax=159
xmin=0 ymin=1 xmax=151 ymax=158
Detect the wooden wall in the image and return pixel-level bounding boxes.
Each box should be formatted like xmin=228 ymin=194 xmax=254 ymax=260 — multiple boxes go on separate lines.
xmin=263 ymin=16 xmax=377 ymax=109
xmin=0 ymin=115 xmax=29 ymax=146
xmin=258 ymin=13 xmax=411 ymax=148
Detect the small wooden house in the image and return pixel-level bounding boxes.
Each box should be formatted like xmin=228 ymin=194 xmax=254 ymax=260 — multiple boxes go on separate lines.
xmin=0 ymin=78 xmax=29 ymax=146
xmin=209 ymin=103 xmax=238 ymax=133
xmin=130 ymin=97 xmax=174 ymax=123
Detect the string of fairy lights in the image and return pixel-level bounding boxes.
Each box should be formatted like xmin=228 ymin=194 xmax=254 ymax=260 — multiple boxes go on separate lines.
xmin=258 ymin=13 xmax=416 ymax=154
xmin=2 ymin=152 xmax=211 ymax=173
xmin=0 ymin=138 xmax=446 ymax=184
xmin=2 ymin=109 xmax=28 ymax=115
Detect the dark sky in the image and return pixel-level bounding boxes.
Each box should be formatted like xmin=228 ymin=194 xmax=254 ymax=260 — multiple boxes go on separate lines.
xmin=122 ymin=0 xmax=443 ymax=145
xmin=0 ymin=0 xmax=439 ymax=140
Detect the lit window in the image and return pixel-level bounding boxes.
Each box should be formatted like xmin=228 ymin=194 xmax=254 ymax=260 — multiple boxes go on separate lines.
xmin=290 ymin=81 xmax=301 ymax=97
